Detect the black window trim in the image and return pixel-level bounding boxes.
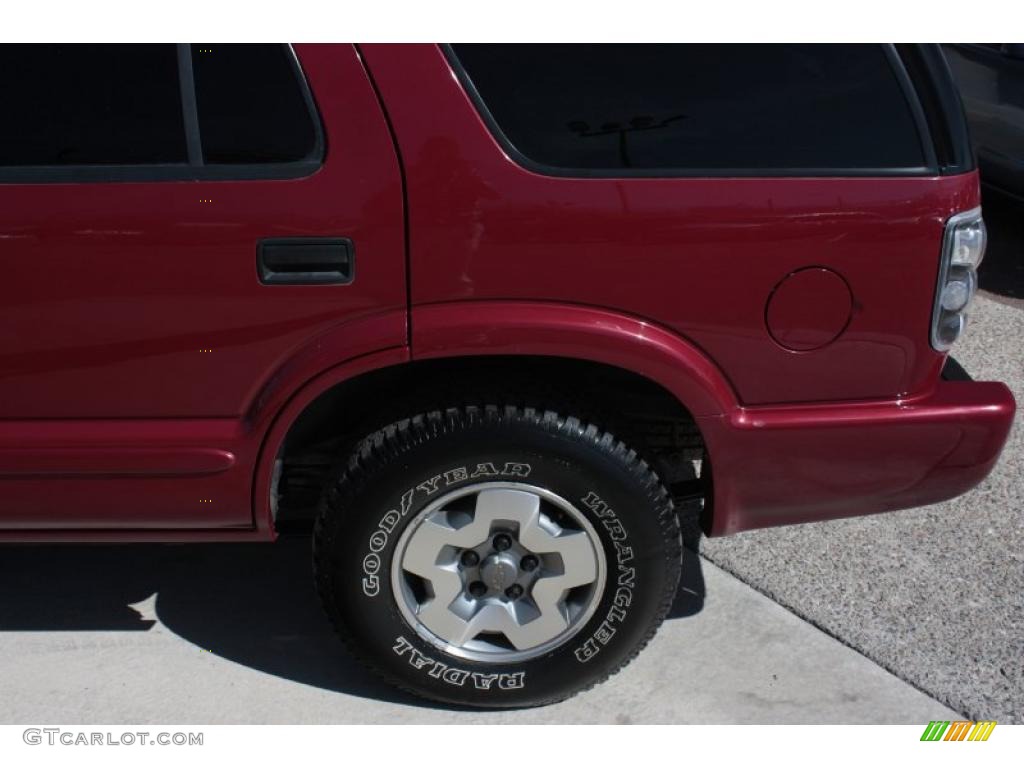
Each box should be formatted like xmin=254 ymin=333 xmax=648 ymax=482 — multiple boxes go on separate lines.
xmin=897 ymin=44 xmax=975 ymax=175
xmin=0 ymin=43 xmax=325 ymax=184
xmin=177 ymin=43 xmax=205 ymax=166
xmin=443 ymin=43 xmax=941 ymax=179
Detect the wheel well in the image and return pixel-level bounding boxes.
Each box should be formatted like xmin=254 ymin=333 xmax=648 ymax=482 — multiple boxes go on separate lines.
xmin=274 ymin=356 xmax=708 ymax=532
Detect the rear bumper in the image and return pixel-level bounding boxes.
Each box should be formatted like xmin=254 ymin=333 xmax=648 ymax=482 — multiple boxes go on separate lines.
xmin=698 ymin=380 xmax=1016 ymax=536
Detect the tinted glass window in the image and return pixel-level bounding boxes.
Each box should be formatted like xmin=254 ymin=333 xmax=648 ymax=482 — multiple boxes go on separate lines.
xmin=452 ymin=44 xmax=927 ymax=172
xmin=191 ymin=44 xmax=318 ymax=164
xmin=0 ymin=44 xmax=186 ymax=166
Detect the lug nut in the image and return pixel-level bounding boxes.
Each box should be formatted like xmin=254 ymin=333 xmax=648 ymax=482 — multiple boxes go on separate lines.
xmin=505 ymin=584 xmax=524 ymax=600
xmin=493 ymin=533 xmax=513 ymax=551
xmin=468 ymin=581 xmax=487 ymax=598
xmin=460 ymin=550 xmax=480 ymax=567
xmin=520 ymin=555 xmax=539 ymax=572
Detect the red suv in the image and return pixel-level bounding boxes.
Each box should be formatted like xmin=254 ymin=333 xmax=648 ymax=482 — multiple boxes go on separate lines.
xmin=0 ymin=43 xmax=1014 ymax=708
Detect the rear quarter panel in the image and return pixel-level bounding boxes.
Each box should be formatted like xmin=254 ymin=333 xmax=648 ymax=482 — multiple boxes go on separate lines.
xmin=363 ymin=43 xmax=979 ymax=407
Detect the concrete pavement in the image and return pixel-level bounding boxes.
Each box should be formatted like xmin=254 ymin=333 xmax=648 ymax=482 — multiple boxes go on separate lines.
xmin=0 ymin=542 xmax=955 ymax=724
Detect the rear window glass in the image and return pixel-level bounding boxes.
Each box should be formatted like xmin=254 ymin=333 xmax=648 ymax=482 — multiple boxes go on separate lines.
xmin=451 ymin=44 xmax=928 ymax=173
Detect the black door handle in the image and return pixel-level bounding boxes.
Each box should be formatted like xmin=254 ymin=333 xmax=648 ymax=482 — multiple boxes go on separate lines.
xmin=257 ymin=237 xmax=354 ymax=285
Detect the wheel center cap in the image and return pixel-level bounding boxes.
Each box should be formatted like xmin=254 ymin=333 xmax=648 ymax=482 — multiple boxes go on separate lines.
xmin=480 ymin=552 xmax=519 ymax=591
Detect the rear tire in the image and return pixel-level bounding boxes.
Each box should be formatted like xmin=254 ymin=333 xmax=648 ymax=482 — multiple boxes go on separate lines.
xmin=313 ymin=405 xmax=682 ymax=708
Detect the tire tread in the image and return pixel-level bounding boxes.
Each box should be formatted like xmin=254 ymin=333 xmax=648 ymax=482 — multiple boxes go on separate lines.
xmin=312 ymin=405 xmax=682 ymax=708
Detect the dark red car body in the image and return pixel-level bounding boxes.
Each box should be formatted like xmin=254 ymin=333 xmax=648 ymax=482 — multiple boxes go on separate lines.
xmin=0 ymin=44 xmax=1014 ymax=541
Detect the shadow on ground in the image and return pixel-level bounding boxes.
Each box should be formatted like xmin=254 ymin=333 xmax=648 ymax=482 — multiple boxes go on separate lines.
xmin=0 ymin=529 xmax=705 ymax=708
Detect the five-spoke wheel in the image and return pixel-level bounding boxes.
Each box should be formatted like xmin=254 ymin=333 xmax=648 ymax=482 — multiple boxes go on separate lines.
xmin=392 ymin=483 xmax=607 ymax=662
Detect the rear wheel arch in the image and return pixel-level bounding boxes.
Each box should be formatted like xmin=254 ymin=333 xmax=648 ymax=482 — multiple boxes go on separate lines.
xmin=256 ymin=301 xmax=733 ymax=534
xmin=263 ymin=354 xmax=714 ymax=535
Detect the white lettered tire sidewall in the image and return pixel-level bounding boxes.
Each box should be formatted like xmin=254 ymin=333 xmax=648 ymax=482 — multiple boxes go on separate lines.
xmin=313 ymin=407 xmax=682 ymax=708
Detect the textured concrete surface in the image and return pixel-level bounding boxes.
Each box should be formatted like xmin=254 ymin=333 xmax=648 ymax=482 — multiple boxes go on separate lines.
xmin=703 ymin=195 xmax=1024 ymax=724
xmin=0 ymin=543 xmax=954 ymax=724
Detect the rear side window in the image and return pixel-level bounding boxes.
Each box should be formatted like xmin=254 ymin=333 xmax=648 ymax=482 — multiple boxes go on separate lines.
xmin=0 ymin=45 xmax=186 ymax=166
xmin=191 ymin=44 xmax=319 ymax=164
xmin=0 ymin=43 xmax=321 ymax=180
xmin=450 ymin=44 xmax=930 ymax=174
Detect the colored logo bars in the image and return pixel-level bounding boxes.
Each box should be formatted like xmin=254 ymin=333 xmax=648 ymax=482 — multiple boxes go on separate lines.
xmin=920 ymin=721 xmax=997 ymax=742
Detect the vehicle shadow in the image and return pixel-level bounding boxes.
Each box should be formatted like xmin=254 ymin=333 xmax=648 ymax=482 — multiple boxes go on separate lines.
xmin=0 ymin=530 xmax=705 ymax=708
xmin=978 ymin=188 xmax=1024 ymax=301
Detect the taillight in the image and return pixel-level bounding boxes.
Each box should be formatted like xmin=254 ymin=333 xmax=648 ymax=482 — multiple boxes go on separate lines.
xmin=931 ymin=207 xmax=986 ymax=351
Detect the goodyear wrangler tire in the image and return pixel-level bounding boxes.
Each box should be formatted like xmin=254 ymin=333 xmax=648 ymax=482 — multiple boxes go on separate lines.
xmin=313 ymin=406 xmax=682 ymax=708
